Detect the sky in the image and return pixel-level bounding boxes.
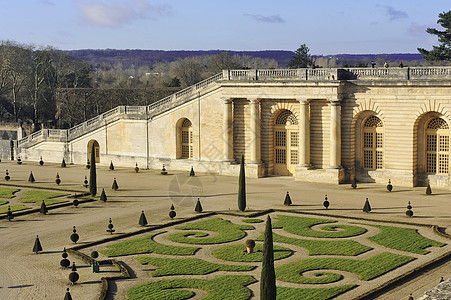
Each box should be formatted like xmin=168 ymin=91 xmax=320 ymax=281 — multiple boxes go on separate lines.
xmin=0 ymin=0 xmax=448 ymax=55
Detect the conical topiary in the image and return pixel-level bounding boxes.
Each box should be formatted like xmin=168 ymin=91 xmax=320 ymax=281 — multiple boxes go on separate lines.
xmin=89 ymin=144 xmax=97 ymax=196
xmin=100 ymin=188 xmax=107 ymax=202
xmin=363 ymin=198 xmax=371 ymax=213
xmin=195 ymin=198 xmax=203 ymax=213
xmin=260 ymin=215 xmax=276 ymax=299
xmin=238 ymin=154 xmax=246 ymax=212
xmin=138 ymin=210 xmax=148 ymax=226
xmin=40 ymin=200 xmax=48 ymax=214
xmin=109 ymin=161 xmax=114 ymax=170
xmin=55 ymin=173 xmax=61 ymax=185
xmin=28 ymin=171 xmax=35 ymax=183
xmin=351 ymin=178 xmax=357 ymax=189
xmin=33 ymin=235 xmax=42 ymax=254
xmin=112 ymin=178 xmax=119 ymax=190
xmin=387 ymin=179 xmax=393 ymax=192
xmin=5 ymin=169 xmax=10 ymax=181
xmin=190 ymin=166 xmax=195 ymax=176
xmin=61 ymin=158 xmax=66 ymax=168
xmin=64 ymin=288 xmax=73 ymax=300
xmin=283 ymin=191 xmax=292 ymax=206
xmin=426 ymin=180 xmax=432 ymax=195
xmin=323 ymin=195 xmax=330 ymax=209
xmin=70 ymin=226 xmax=79 ymax=243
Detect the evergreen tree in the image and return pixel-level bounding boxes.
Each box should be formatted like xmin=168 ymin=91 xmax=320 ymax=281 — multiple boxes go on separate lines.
xmin=260 ymin=215 xmax=276 ymax=299
xmin=33 ymin=235 xmax=43 ymax=254
xmin=89 ymin=144 xmax=97 ymax=196
xmin=363 ymin=198 xmax=371 ymax=213
xmin=61 ymin=158 xmax=66 ymax=167
xmin=139 ymin=210 xmax=148 ymax=226
xmin=283 ymin=191 xmax=292 ymax=206
xmin=418 ymin=11 xmax=451 ymax=61
xmin=100 ymin=188 xmax=107 ymax=202
xmin=287 ymin=44 xmax=313 ymax=68
xmin=195 ymin=198 xmax=203 ymax=213
xmin=238 ymin=154 xmax=246 ymax=212
xmin=40 ymin=200 xmax=48 ymax=214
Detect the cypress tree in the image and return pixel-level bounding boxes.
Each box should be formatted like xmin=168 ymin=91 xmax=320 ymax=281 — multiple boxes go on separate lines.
xmin=260 ymin=215 xmax=276 ymax=299
xmin=89 ymin=144 xmax=97 ymax=197
xmin=238 ymin=154 xmax=246 ymax=212
xmin=139 ymin=210 xmax=148 ymax=226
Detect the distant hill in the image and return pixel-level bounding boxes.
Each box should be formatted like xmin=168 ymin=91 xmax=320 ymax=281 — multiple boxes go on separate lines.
xmin=65 ymin=49 xmax=423 ymax=68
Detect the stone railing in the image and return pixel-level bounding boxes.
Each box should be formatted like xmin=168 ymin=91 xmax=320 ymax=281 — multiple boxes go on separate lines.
xmin=18 ymin=106 xmax=147 ymax=147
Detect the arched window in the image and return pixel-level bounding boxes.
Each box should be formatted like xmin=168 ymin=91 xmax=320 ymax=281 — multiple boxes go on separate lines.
xmin=362 ymin=116 xmax=383 ymax=170
xmin=181 ymin=119 xmax=193 ymax=159
xmin=426 ymin=117 xmax=449 ymax=174
xmin=274 ymin=110 xmax=298 ymax=176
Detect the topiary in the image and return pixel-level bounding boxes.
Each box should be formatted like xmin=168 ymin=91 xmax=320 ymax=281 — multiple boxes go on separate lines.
xmin=283 ymin=191 xmax=292 ymax=206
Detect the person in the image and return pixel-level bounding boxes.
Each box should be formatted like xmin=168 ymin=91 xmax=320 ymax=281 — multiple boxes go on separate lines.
xmin=399 ymin=61 xmax=403 ymax=68
xmin=384 ymin=61 xmax=389 ymax=68
xmin=371 ymin=61 xmax=376 ymax=68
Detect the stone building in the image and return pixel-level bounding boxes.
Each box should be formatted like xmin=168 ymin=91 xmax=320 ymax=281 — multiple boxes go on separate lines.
xmin=17 ymin=67 xmax=451 ymax=188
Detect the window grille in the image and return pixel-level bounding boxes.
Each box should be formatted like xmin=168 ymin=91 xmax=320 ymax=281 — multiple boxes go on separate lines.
xmin=290 ymin=150 xmax=298 ymax=165
xmin=181 ymin=118 xmax=193 ymax=159
xmin=362 ymin=116 xmax=383 ymax=170
xmin=275 ymin=131 xmax=286 ymax=147
xmin=275 ymin=149 xmax=286 ymax=164
xmin=275 ymin=110 xmax=298 ymax=125
xmin=290 ymin=132 xmax=299 ymax=147
xmin=426 ymin=118 xmax=449 ymax=174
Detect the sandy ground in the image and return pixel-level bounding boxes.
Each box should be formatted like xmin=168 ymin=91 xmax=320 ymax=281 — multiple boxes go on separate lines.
xmin=0 ymin=160 xmax=449 ymax=299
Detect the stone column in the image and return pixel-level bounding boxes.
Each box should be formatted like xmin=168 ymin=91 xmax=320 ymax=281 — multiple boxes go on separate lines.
xmin=298 ymin=100 xmax=311 ymax=167
xmin=329 ymin=100 xmax=341 ymax=169
xmin=249 ymin=98 xmax=261 ymax=164
xmin=223 ymin=98 xmax=234 ymax=162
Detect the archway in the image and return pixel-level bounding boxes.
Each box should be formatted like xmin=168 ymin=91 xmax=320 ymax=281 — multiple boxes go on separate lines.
xmin=87 ymin=140 xmax=100 ymax=163
xmin=273 ymin=109 xmax=298 ymax=176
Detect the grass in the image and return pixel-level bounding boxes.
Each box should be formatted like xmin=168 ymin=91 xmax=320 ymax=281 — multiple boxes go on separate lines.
xmin=20 ymin=190 xmax=68 ymax=205
xmin=135 ymin=257 xmax=255 ymax=277
xmin=0 ymin=204 xmax=29 ymax=214
xmin=0 ymin=200 xmax=8 ymax=206
xmin=277 ymin=285 xmax=357 ymax=300
xmin=100 ymin=232 xmax=199 ymax=257
xmin=211 ymin=243 xmax=292 ymax=262
xmin=363 ymin=223 xmax=446 ymax=254
xmin=126 ymin=275 xmax=256 ymax=300
xmin=242 ymin=218 xmax=263 ymax=223
xmin=275 ymin=252 xmax=415 ymax=284
xmin=272 ymin=215 xmax=367 ymax=238
xmin=167 ymin=217 xmax=254 ymax=244
xmin=256 ymin=232 xmax=372 ymax=256
xmin=0 ymin=187 xmax=20 ymax=198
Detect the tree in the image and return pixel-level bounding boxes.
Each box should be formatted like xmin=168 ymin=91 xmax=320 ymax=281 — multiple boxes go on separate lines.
xmin=418 ymin=11 xmax=451 ymax=61
xmin=287 ymin=44 xmax=313 ymax=68
xmin=238 ymin=154 xmax=246 ymax=212
xmin=89 ymin=143 xmax=97 ymax=196
xmin=260 ymin=215 xmax=276 ymax=299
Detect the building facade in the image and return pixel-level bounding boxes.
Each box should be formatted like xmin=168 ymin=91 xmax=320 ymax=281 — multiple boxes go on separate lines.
xmin=17 ymin=67 xmax=451 ymax=188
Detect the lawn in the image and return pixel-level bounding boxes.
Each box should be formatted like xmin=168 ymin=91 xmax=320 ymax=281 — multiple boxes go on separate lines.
xmin=167 ymin=217 xmax=254 ymax=244
xmin=0 ymin=187 xmax=20 ymax=199
xmin=100 ymin=231 xmax=199 ymax=257
xmin=0 ymin=204 xmax=29 ymax=214
xmin=363 ymin=223 xmax=445 ymax=254
xmin=20 ymin=190 xmax=68 ymax=205
xmin=242 ymin=218 xmax=263 ymax=223
xmin=135 ymin=257 xmax=255 ymax=277
xmin=257 ymin=232 xmax=372 ymax=256
xmin=0 ymin=200 xmax=8 ymax=206
xmin=126 ymin=275 xmax=256 ymax=300
xmin=272 ymin=215 xmax=367 ymax=238
xmin=275 ymin=252 xmax=415 ymax=284
xmin=211 ymin=243 xmax=292 ymax=262
xmin=277 ymin=285 xmax=356 ymax=300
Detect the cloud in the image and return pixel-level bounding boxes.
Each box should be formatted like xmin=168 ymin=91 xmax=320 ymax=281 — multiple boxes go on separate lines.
xmin=378 ymin=5 xmax=408 ymax=21
xmin=244 ymin=14 xmax=286 ymax=23
xmin=75 ymin=0 xmax=172 ymax=27
xmin=38 ymin=0 xmax=55 ymax=6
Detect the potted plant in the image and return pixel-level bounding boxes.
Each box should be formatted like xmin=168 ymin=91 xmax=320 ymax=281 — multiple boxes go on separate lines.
xmin=245 ymin=239 xmax=256 ymax=254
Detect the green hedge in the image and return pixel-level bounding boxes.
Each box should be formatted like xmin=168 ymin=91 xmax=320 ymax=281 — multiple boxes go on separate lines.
xmin=272 ymin=215 xmax=367 ymax=238
xmin=100 ymin=231 xmax=199 ymax=257
xmin=136 ymin=257 xmax=254 ymax=277
xmin=211 ymin=243 xmax=292 ymax=262
xmin=363 ymin=223 xmax=445 ymax=254
xmin=167 ymin=217 xmax=254 ymax=244
xmin=126 ymin=275 xmax=256 ymax=300
xmin=256 ymin=232 xmax=372 ymax=256
xmin=275 ymin=252 xmax=415 ymax=284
